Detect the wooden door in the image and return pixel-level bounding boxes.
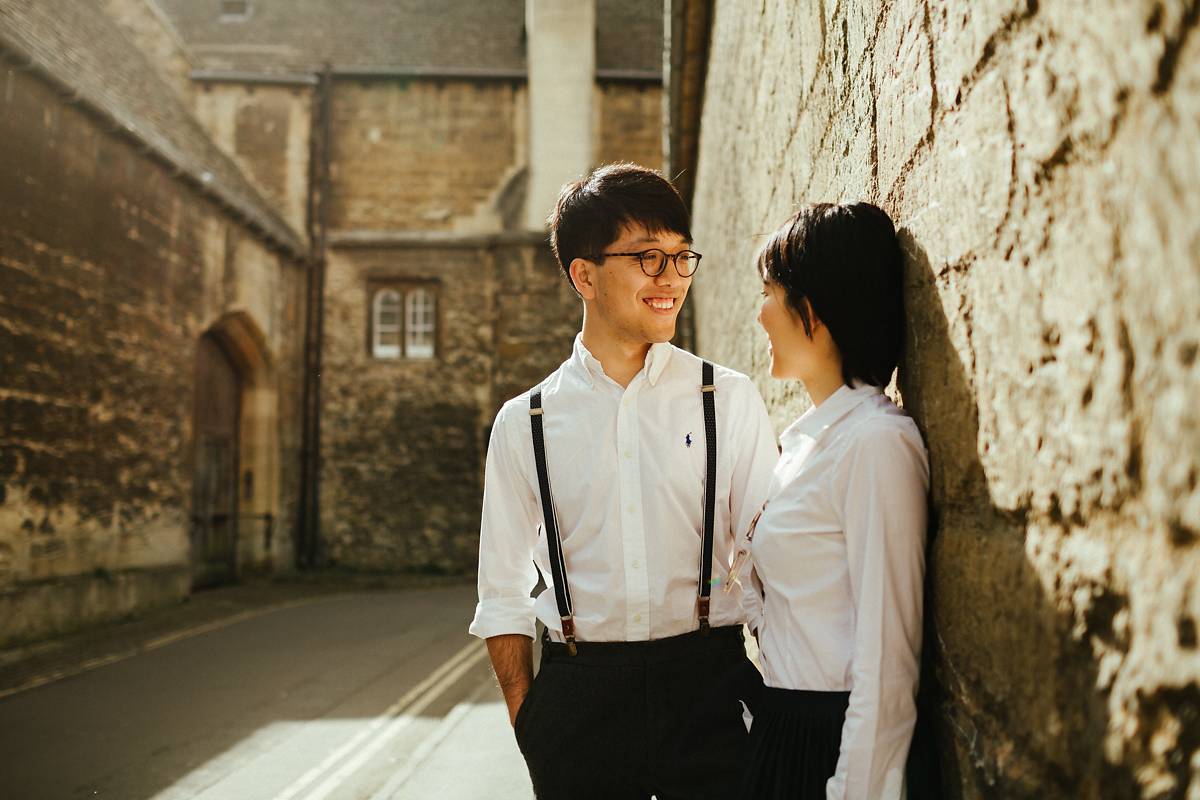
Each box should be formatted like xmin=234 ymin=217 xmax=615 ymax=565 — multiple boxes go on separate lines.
xmin=191 ymin=334 xmax=240 ymax=588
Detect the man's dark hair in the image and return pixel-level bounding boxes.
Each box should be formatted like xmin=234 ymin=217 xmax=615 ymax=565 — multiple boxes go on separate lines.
xmin=757 ymin=202 xmax=905 ymax=388
xmin=549 ymin=163 xmax=692 ymax=290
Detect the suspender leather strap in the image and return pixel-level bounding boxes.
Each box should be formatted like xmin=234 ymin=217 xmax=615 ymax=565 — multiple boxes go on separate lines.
xmin=527 ymin=361 xmax=718 ymax=650
xmin=699 ymin=361 xmax=717 ymax=634
xmin=530 ymin=390 xmax=577 ymax=655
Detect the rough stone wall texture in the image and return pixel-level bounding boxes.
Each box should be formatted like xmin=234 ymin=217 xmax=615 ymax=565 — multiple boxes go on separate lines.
xmin=0 ymin=68 xmax=307 ymax=646
xmin=595 ymin=82 xmax=664 ymax=169
xmin=192 ymin=83 xmax=314 ymax=237
xmin=492 ymin=246 xmax=583 ymax=411
xmin=315 ymin=72 xmax=590 ymax=574
xmin=319 ymin=244 xmax=578 ymax=573
xmin=327 ymin=80 xmax=526 ymax=233
xmin=689 ymin=1 xmax=1200 ymax=797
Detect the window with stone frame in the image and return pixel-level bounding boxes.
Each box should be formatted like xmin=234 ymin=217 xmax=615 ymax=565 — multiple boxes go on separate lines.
xmin=370 ymin=283 xmax=438 ymax=360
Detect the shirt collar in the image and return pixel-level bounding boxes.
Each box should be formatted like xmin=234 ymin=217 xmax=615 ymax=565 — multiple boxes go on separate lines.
xmin=570 ymin=334 xmax=674 ymax=388
xmin=781 ymin=381 xmax=882 ymax=446
xmin=644 ymin=341 xmax=673 ymax=386
xmin=570 ymin=333 xmax=603 ymax=387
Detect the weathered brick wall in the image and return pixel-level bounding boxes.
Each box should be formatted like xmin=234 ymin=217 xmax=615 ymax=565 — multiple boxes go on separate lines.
xmin=689 ymin=1 xmax=1200 ymax=797
xmin=193 ymin=83 xmax=313 ymax=236
xmin=0 ymin=69 xmax=306 ymax=645
xmin=328 ymin=80 xmax=525 ymax=232
xmin=595 ymin=82 xmax=664 ymax=170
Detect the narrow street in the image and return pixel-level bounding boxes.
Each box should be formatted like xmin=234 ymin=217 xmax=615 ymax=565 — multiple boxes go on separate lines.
xmin=0 ymin=584 xmax=532 ymax=800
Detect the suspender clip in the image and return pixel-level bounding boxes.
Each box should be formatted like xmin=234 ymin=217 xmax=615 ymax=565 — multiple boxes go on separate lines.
xmin=701 ymin=384 xmax=715 ymax=393
xmin=698 ymin=596 xmax=711 ymax=635
xmin=561 ymin=615 xmax=578 ymax=656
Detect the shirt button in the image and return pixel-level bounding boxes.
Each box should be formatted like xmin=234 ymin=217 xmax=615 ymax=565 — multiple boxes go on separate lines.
xmin=633 ymin=614 xmax=642 ymax=623
xmin=627 ymin=505 xmax=636 ymax=514
xmin=623 ymin=451 xmax=632 ymax=459
xmin=632 ymin=560 xmax=641 ymax=569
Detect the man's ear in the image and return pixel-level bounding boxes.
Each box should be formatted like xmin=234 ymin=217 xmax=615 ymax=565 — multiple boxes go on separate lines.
xmin=569 ymin=258 xmax=599 ymax=300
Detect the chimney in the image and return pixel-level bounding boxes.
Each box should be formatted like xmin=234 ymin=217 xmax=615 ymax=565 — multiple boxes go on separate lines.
xmin=524 ymin=0 xmax=596 ymax=230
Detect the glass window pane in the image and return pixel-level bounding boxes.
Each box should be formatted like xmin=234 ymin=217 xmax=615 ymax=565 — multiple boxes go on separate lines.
xmin=405 ymin=289 xmax=435 ymax=359
xmin=373 ymin=289 xmax=402 ymax=358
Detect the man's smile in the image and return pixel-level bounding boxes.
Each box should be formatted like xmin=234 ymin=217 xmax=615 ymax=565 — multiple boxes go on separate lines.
xmin=643 ymin=296 xmax=678 ymax=313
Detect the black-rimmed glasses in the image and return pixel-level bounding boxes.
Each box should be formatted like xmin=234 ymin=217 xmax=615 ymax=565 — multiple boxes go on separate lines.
xmin=599 ymin=248 xmax=703 ymax=278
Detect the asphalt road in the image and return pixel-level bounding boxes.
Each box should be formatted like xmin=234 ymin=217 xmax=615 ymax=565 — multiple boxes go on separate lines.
xmin=0 ymin=584 xmax=533 ymax=800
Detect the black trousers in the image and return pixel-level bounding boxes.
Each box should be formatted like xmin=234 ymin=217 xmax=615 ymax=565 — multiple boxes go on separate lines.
xmin=736 ymin=686 xmax=849 ymax=799
xmin=514 ymin=625 xmax=763 ymax=800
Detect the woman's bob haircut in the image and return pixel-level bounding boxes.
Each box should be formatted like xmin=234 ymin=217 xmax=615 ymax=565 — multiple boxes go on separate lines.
xmin=757 ymin=202 xmax=905 ymax=388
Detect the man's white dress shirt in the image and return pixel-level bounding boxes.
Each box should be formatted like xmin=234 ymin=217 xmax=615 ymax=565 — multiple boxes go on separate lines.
xmin=470 ymin=334 xmax=778 ymax=643
xmin=750 ymin=383 xmax=929 ymax=800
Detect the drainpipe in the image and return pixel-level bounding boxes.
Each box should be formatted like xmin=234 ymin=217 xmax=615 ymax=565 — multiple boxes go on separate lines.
xmin=297 ymin=64 xmax=333 ymax=569
xmin=665 ymin=0 xmax=712 ymax=354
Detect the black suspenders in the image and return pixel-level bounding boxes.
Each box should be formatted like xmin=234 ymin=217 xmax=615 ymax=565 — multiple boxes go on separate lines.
xmin=528 ymin=390 xmax=576 ymax=653
xmin=528 ymin=361 xmax=718 ymax=655
xmin=699 ymin=360 xmax=717 ymax=633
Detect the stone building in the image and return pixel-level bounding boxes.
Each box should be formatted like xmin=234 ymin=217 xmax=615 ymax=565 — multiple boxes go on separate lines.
xmin=152 ymin=0 xmax=664 ymax=573
xmin=0 ymin=0 xmax=308 ymax=646
xmin=669 ymin=1 xmax=1199 ymax=798
xmin=0 ymin=0 xmax=664 ymax=645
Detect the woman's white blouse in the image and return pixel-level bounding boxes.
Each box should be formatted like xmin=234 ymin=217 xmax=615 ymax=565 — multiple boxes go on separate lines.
xmin=750 ymin=383 xmax=929 ymax=800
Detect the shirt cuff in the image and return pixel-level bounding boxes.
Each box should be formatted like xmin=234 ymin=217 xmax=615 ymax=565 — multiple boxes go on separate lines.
xmin=468 ymin=596 xmax=538 ymax=640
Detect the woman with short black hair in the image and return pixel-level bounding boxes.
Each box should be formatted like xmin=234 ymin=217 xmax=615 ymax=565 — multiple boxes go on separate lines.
xmin=735 ymin=202 xmax=929 ymax=799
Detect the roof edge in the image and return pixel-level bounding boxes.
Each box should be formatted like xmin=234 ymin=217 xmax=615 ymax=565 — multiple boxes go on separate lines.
xmin=328 ymin=229 xmax=548 ymax=249
xmin=0 ymin=34 xmax=308 ymax=260
xmin=192 ymin=69 xmax=318 ymax=86
xmin=191 ymin=66 xmax=664 ymax=84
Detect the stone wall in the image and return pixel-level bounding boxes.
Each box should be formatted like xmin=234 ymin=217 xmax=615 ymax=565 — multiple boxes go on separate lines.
xmin=595 ymin=82 xmax=664 ymax=169
xmin=0 ymin=67 xmax=307 ymax=647
xmin=319 ymin=242 xmax=578 ymax=573
xmin=688 ymin=1 xmax=1200 ymax=797
xmin=327 ymin=80 xmax=526 ymax=233
xmin=492 ymin=245 xmax=583 ymax=411
xmin=192 ymin=83 xmax=314 ymax=235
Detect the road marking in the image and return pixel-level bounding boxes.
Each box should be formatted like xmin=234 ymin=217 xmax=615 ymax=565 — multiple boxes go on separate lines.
xmin=270 ymin=640 xmax=488 ymax=800
xmin=0 ymin=597 xmax=328 ymax=702
xmin=366 ymin=679 xmax=493 ymax=800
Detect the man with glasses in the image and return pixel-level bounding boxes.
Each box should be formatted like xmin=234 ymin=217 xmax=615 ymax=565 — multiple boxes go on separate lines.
xmin=469 ymin=163 xmax=778 ymax=799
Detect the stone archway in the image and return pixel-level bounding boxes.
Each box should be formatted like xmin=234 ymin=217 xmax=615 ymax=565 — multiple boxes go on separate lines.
xmin=191 ymin=311 xmax=280 ymax=586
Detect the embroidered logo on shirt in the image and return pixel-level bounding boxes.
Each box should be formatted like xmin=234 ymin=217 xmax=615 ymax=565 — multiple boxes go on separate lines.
xmin=685 ymin=432 xmax=693 ymax=448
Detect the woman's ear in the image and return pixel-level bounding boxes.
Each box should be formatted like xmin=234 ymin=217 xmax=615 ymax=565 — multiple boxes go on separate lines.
xmin=801 ymin=298 xmax=825 ymax=333
xmin=570 ymin=258 xmax=598 ymax=300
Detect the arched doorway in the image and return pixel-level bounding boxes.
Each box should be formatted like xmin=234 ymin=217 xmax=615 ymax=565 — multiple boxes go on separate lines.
xmin=190 ymin=311 xmax=281 ymax=588
xmin=192 ymin=333 xmax=241 ymax=587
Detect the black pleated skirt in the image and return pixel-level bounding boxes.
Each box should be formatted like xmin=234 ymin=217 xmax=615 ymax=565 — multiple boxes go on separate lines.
xmin=737 ymin=686 xmax=850 ymax=799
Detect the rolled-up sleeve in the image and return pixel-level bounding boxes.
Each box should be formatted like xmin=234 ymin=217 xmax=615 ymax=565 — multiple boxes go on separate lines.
xmin=727 ymin=376 xmax=779 ymax=632
xmin=468 ymin=401 xmax=541 ymax=641
xmin=827 ymin=420 xmax=929 ymax=800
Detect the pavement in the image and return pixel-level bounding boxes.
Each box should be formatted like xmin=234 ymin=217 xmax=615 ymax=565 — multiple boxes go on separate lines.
xmin=0 ymin=574 xmax=535 ymax=800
